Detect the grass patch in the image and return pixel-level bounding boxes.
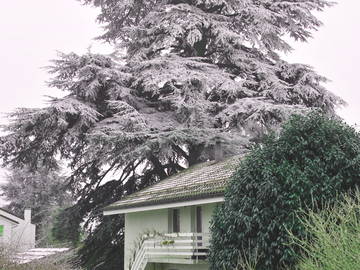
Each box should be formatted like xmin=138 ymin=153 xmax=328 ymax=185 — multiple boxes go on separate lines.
xmin=289 ymin=191 xmax=360 ymax=270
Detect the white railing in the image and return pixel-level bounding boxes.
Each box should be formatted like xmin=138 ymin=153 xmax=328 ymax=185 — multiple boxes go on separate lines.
xmin=130 ymin=232 xmax=209 ymax=270
xmin=130 ymin=240 xmax=147 ymax=270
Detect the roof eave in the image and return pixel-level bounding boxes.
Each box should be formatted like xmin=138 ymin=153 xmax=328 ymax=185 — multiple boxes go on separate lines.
xmin=103 ymin=192 xmax=225 ymax=215
xmin=0 ymin=214 xmax=20 ymax=224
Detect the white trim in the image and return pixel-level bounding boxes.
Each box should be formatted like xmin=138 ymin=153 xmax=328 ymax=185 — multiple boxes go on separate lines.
xmin=0 ymin=209 xmax=24 ymax=223
xmin=103 ymin=196 xmax=224 ymax=215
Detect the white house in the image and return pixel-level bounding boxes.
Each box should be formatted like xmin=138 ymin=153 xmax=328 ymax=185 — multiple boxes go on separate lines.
xmin=0 ymin=208 xmax=36 ymax=251
xmin=104 ymin=156 xmax=242 ymax=270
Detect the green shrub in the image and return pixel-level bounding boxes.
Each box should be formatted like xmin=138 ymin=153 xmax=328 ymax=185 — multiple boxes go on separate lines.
xmin=290 ymin=191 xmax=360 ymax=270
xmin=209 ymin=112 xmax=360 ymax=270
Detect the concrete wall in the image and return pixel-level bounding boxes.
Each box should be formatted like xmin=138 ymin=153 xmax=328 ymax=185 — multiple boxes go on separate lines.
xmin=144 ymin=263 xmax=208 ymax=270
xmin=125 ymin=209 xmax=169 ymax=270
xmin=0 ymin=218 xmax=16 ymax=247
xmin=124 ymin=202 xmax=220 ymax=270
xmin=12 ymin=221 xmax=36 ymax=251
xmin=0 ymin=212 xmax=36 ymax=251
xmin=179 ymin=206 xmax=192 ymax=233
xmin=202 ymin=203 xmax=217 ymax=234
xmin=162 ymin=263 xmax=209 ymax=270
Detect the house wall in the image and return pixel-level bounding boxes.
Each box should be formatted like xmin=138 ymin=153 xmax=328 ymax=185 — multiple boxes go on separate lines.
xmin=179 ymin=206 xmax=191 ymax=232
xmin=202 ymin=203 xmax=218 ymax=234
xmin=0 ymin=216 xmax=35 ymax=251
xmin=125 ymin=209 xmax=169 ymax=270
xmin=0 ymin=217 xmax=15 ymax=247
xmin=162 ymin=263 xmax=209 ymax=270
xmin=144 ymin=263 xmax=209 ymax=270
xmin=12 ymin=222 xmax=36 ymax=251
xmin=124 ymin=202 xmax=220 ymax=270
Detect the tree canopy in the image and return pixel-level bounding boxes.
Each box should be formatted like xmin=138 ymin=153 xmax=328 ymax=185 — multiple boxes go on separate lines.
xmin=0 ymin=0 xmax=342 ymax=269
xmin=209 ymin=113 xmax=360 ymax=270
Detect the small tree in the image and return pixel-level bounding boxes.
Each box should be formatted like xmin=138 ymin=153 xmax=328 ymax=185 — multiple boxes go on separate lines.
xmin=209 ymin=112 xmax=360 ymax=270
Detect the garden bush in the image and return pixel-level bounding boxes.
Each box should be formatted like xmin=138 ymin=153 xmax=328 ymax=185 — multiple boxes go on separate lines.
xmin=209 ymin=112 xmax=360 ymax=270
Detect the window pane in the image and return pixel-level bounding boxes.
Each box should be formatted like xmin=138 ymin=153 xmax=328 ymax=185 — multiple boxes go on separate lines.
xmin=173 ymin=209 xmax=180 ymax=233
xmin=196 ymin=206 xmax=202 ymax=233
xmin=0 ymin=225 xmax=4 ymax=237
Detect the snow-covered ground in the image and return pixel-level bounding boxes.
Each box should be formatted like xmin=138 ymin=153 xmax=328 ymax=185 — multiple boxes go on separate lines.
xmin=15 ymin=248 xmax=69 ymax=264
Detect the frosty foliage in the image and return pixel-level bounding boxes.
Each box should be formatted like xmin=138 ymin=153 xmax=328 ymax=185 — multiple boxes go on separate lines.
xmin=0 ymin=0 xmax=343 ymax=269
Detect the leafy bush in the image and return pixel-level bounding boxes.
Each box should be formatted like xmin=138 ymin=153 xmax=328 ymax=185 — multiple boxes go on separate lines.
xmin=290 ymin=190 xmax=360 ymax=270
xmin=52 ymin=206 xmax=82 ymax=246
xmin=209 ymin=113 xmax=360 ymax=270
xmin=77 ymin=215 xmax=124 ymax=270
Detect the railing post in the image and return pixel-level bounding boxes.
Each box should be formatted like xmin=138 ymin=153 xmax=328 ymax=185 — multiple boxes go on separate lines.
xmin=192 ymin=232 xmax=197 ymax=263
xmin=196 ymin=233 xmax=199 ymax=263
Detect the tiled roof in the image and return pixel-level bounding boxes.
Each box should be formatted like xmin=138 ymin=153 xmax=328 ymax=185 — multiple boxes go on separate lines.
xmin=104 ymin=155 xmax=243 ymax=211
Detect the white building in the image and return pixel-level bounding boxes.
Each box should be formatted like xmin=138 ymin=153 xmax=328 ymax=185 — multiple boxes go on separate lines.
xmin=104 ymin=156 xmax=242 ymax=270
xmin=0 ymin=208 xmax=36 ymax=251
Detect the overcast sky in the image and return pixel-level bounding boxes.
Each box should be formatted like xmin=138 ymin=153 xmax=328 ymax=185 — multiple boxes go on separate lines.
xmin=0 ymin=0 xmax=112 ymax=119
xmin=284 ymin=1 xmax=360 ymax=126
xmin=0 ymin=1 xmax=359 ymax=124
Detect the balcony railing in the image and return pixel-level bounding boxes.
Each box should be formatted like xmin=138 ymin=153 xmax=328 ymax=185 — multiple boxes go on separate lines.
xmin=130 ymin=232 xmax=210 ymax=270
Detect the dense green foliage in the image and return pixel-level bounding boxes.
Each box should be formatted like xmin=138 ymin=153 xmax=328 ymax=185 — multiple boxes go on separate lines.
xmin=51 ymin=207 xmax=82 ymax=246
xmin=0 ymin=0 xmax=341 ymax=268
xmin=77 ymin=215 xmax=124 ymax=270
xmin=210 ymin=113 xmax=360 ymax=270
xmin=289 ymin=191 xmax=360 ymax=270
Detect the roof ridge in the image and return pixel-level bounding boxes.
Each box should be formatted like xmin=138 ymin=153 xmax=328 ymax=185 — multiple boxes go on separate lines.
xmin=122 ymin=155 xmax=241 ymax=198
xmin=105 ymin=154 xmax=244 ymax=211
xmin=121 ymin=177 xmax=229 ymax=201
xmin=121 ymin=159 xmax=217 ymax=198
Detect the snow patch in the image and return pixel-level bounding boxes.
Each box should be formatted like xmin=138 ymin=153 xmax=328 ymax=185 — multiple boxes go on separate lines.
xmin=15 ymin=248 xmax=70 ymax=264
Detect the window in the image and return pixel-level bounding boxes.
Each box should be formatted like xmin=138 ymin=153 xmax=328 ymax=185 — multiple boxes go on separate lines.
xmin=196 ymin=206 xmax=202 ymax=233
xmin=172 ymin=209 xmax=180 ymax=233
xmin=196 ymin=206 xmax=203 ymax=246
xmin=0 ymin=225 xmax=4 ymax=237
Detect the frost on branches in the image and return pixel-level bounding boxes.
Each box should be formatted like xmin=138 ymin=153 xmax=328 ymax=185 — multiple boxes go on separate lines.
xmin=0 ymin=0 xmax=343 ymax=269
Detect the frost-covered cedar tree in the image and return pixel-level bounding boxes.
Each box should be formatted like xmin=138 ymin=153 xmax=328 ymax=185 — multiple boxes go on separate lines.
xmin=0 ymin=0 xmax=343 ymax=269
